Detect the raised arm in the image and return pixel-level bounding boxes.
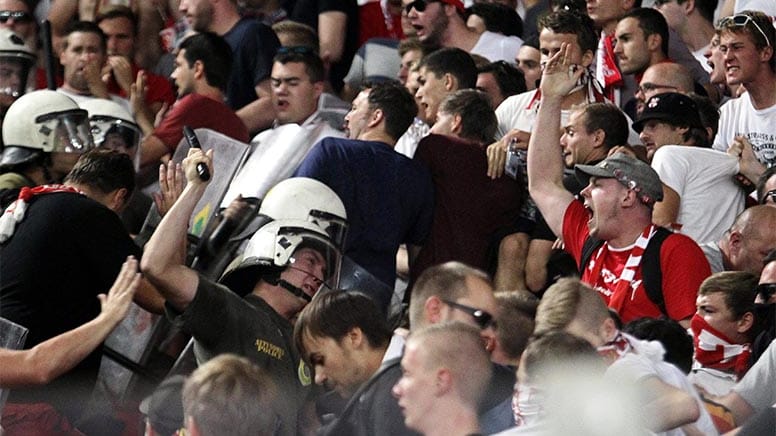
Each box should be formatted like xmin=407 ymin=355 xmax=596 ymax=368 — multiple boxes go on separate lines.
xmin=0 ymin=257 xmax=140 ymax=388
xmin=526 ymin=44 xmax=578 ymax=237
xmin=141 ymin=148 xmax=213 ymax=311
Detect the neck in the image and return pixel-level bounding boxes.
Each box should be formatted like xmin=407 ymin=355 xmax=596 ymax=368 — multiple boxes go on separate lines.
xmin=680 ymin=17 xmax=714 ymax=51
xmin=195 ymin=84 xmax=226 ymax=103
xmin=445 ymin=21 xmax=481 ymax=52
xmin=606 ymin=217 xmax=652 ymax=249
xmin=61 ymin=84 xmax=91 ymax=96
xmin=210 ymin=7 xmax=240 ymax=35
xmin=423 ymin=405 xmax=479 ymax=436
xmin=358 ymin=130 xmax=395 ymax=145
xmin=744 ymin=73 xmax=776 ymax=109
xmin=561 ymin=87 xmax=588 ymax=109
xmin=253 ymin=282 xmax=300 ymax=321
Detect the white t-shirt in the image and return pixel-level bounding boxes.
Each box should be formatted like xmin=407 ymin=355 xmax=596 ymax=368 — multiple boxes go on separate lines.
xmin=734 ymin=339 xmax=776 ymax=411
xmin=651 ymin=146 xmax=744 ymax=244
xmin=606 ymin=334 xmax=719 ymax=436
xmin=495 ymin=90 xmax=642 ymax=145
xmin=734 ymin=0 xmax=776 ymax=19
xmin=472 ymin=31 xmax=523 ymax=63
xmin=712 ymin=94 xmax=776 ymax=168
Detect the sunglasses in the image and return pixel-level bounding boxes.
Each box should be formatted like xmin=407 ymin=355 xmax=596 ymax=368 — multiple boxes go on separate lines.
xmin=762 ymin=189 xmax=776 ymax=205
xmin=637 ymin=82 xmax=678 ymax=94
xmin=404 ymin=0 xmax=440 ymax=15
xmin=277 ymin=45 xmax=318 ymax=56
xmin=0 ymin=10 xmax=33 ymax=23
xmin=442 ymin=299 xmax=496 ymax=329
xmin=756 ymin=283 xmax=776 ymax=302
xmin=718 ymin=14 xmax=771 ymax=47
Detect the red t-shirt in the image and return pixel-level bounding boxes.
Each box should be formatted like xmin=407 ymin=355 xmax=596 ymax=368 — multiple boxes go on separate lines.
xmin=154 ymin=93 xmax=249 ymax=150
xmin=562 ymin=200 xmax=710 ymax=323
xmin=107 ymin=65 xmax=175 ymax=107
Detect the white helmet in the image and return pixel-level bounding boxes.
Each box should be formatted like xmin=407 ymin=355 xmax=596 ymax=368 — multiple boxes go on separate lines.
xmin=0 ymin=28 xmax=35 ymax=99
xmin=219 ymin=219 xmax=342 ymax=298
xmin=79 ymin=99 xmax=142 ymax=151
xmin=1 ymin=90 xmax=93 ymax=168
xmin=260 ymin=177 xmax=348 ymax=249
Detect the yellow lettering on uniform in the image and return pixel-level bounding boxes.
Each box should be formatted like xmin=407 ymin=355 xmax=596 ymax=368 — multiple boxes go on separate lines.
xmin=255 ymin=339 xmax=285 ymax=360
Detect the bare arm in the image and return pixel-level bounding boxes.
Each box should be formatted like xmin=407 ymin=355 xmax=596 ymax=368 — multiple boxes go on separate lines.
xmin=526 ymin=44 xmax=578 ymax=237
xmin=0 ymin=257 xmax=140 ymax=388
xmin=140 ymin=150 xmax=212 ymax=311
xmin=652 ymin=184 xmax=680 ymax=230
xmin=641 ymin=376 xmax=701 ymax=432
xmin=139 ymin=134 xmax=171 ymax=169
xmin=236 ymin=79 xmax=275 ymax=135
xmin=318 ymin=11 xmax=347 ymax=65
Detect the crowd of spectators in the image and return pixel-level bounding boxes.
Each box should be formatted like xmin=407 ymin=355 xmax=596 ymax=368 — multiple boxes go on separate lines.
xmin=1 ymin=0 xmax=776 ymax=434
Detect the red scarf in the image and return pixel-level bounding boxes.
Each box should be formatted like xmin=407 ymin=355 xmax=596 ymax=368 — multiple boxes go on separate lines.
xmin=596 ymin=33 xmax=623 ymax=103
xmin=0 ymin=184 xmax=83 ymax=243
xmin=588 ymin=225 xmax=657 ymax=317
xmin=596 ymin=331 xmax=633 ymax=366
xmin=690 ymin=314 xmax=751 ymax=378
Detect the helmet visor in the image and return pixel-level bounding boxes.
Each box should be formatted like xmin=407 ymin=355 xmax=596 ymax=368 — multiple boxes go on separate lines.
xmin=35 ymin=109 xmax=94 ymax=153
xmin=308 ymin=209 xmax=348 ymax=249
xmin=0 ymin=57 xmax=32 ymax=99
xmin=274 ymin=226 xmax=342 ymax=291
xmin=90 ymin=116 xmax=142 ymax=151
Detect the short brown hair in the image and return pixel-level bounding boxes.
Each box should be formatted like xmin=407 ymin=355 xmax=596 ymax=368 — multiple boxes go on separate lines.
xmin=409 ymin=262 xmax=490 ymax=329
xmin=534 ymin=278 xmax=609 ymax=336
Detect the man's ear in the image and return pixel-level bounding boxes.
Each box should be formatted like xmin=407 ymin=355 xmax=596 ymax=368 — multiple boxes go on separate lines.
xmin=646 ymin=33 xmax=662 ymax=53
xmin=592 ymin=129 xmax=606 ymax=148
xmin=424 ymin=296 xmax=444 ymax=324
xmin=581 ymin=49 xmax=595 ymax=68
xmin=737 ymin=312 xmax=754 ymax=335
xmin=599 ymin=316 xmax=618 ymax=344
xmin=108 ymin=188 xmax=128 ymax=212
xmin=346 ymin=326 xmax=364 ymax=349
xmin=759 ymin=45 xmax=774 ymax=65
xmin=450 ymin=114 xmax=463 ymax=135
xmin=313 ymin=81 xmax=324 ymax=99
xmin=443 ymin=73 xmax=457 ymax=91
xmin=193 ymin=60 xmax=205 ymax=80
xmin=368 ymin=107 xmax=384 ymax=128
xmin=435 ymin=368 xmax=453 ymax=396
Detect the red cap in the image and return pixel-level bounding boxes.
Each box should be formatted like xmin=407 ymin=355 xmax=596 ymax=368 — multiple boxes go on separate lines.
xmin=441 ymin=0 xmax=465 ymax=13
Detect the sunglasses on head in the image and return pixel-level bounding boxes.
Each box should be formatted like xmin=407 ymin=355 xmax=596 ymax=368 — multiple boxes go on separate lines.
xmin=404 ymin=0 xmax=440 ymax=15
xmin=718 ymin=14 xmax=772 ymax=47
xmin=442 ymin=299 xmax=496 ymax=330
xmin=0 ymin=10 xmax=33 ymax=24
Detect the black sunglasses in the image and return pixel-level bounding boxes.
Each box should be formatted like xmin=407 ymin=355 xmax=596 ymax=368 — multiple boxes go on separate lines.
xmin=404 ymin=0 xmax=440 ymax=15
xmin=441 ymin=299 xmax=496 ymax=329
xmin=277 ymin=45 xmax=318 ymax=56
xmin=761 ymin=189 xmax=776 ymax=205
xmin=756 ymin=283 xmax=776 ymax=302
xmin=0 ymin=11 xmax=33 ymax=23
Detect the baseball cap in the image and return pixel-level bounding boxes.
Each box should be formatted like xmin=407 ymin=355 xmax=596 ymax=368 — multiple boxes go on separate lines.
xmin=632 ymin=92 xmax=703 ymax=133
xmin=442 ymin=0 xmax=465 ymax=12
xmin=575 ymin=152 xmax=664 ymax=206
xmin=139 ymin=375 xmax=186 ymax=435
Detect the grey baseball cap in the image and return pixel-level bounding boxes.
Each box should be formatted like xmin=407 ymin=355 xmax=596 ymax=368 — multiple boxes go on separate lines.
xmin=575 ymin=152 xmax=663 ymax=206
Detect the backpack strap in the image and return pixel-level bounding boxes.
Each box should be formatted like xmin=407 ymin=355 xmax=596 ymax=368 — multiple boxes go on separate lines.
xmin=640 ymin=227 xmax=673 ymax=317
xmin=579 ymin=235 xmax=605 ymax=274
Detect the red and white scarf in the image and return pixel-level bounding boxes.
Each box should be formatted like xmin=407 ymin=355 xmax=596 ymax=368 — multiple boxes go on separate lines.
xmin=596 ymin=32 xmax=624 ymax=105
xmin=690 ymin=314 xmax=751 ymax=378
xmin=0 ymin=184 xmax=83 ymax=243
xmin=596 ymin=331 xmax=633 ymax=366
xmin=588 ymin=225 xmax=657 ymax=316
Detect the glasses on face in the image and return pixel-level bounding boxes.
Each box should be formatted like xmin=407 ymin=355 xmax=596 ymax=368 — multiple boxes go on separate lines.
xmin=277 ymin=45 xmax=318 ymax=56
xmin=441 ymin=299 xmax=496 ymax=329
xmin=637 ymin=82 xmax=678 ymax=95
xmin=0 ymin=11 xmax=33 ymax=23
xmin=718 ymin=14 xmax=772 ymax=47
xmin=404 ymin=0 xmax=440 ymax=15
xmin=762 ymin=189 xmax=776 ymax=205
xmin=756 ymin=283 xmax=776 ymax=302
